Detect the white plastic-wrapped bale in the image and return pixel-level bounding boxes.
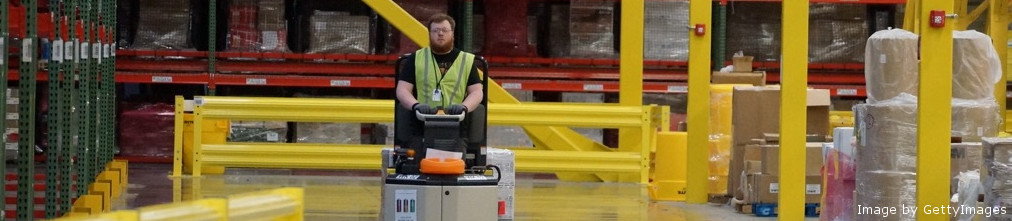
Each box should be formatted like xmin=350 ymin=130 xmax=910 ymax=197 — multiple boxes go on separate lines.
xmin=864 ymin=29 xmax=919 ymax=103
xmin=854 ymin=170 xmax=918 ymax=221
xmin=854 ymin=97 xmax=917 ymax=174
xmin=953 ymin=30 xmax=1003 ymax=100
xmin=951 ymin=99 xmax=1001 ymax=142
xmin=984 ymin=138 xmax=1012 ymax=220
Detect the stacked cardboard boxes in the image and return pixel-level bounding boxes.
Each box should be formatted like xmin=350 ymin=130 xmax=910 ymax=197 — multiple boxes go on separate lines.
xmin=727 ymin=86 xmax=830 ymax=204
xmin=133 ymin=0 xmax=192 ymax=50
xmin=307 ymin=11 xmax=371 ymax=54
xmin=984 ymin=138 xmax=1012 ymax=220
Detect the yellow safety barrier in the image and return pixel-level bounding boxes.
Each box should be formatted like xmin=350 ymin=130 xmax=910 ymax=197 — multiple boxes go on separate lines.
xmin=228 ymin=188 xmax=304 ymax=221
xmin=177 ymin=96 xmax=667 ymax=183
xmin=53 ymin=188 xmax=304 ymax=221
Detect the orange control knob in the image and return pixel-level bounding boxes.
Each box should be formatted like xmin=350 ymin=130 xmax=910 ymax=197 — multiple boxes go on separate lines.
xmin=420 ymin=158 xmax=465 ymax=175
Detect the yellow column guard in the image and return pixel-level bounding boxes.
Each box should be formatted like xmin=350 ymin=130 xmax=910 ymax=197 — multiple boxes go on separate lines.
xmin=686 ymin=0 xmax=712 ymax=204
xmin=780 ymin=0 xmax=809 ymax=219
xmin=918 ymin=0 xmax=954 ymax=220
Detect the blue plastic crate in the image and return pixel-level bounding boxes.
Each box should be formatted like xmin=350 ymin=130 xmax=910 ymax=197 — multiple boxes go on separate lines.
xmin=751 ymin=203 xmax=820 ymax=217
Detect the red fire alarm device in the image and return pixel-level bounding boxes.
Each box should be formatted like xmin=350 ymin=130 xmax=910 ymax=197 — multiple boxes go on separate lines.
xmin=929 ymin=10 xmax=946 ymax=28
xmin=694 ymin=24 xmax=706 ymax=36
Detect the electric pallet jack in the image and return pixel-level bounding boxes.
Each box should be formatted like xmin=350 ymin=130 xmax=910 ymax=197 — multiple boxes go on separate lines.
xmin=381 ymin=55 xmax=512 ymax=221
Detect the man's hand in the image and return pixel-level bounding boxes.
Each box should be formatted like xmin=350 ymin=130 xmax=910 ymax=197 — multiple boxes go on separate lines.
xmin=413 ymin=103 xmax=437 ymax=114
xmin=446 ymin=104 xmax=468 ymax=115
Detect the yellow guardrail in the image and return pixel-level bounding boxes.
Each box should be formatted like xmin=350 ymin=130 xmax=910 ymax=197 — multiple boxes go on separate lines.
xmin=176 ymin=96 xmax=667 ymax=183
xmin=53 ymin=188 xmax=304 ymax=221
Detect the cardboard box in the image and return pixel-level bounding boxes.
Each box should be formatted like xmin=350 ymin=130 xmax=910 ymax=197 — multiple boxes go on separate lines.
xmin=733 ymin=56 xmax=754 ymax=72
xmin=752 ymin=174 xmax=822 ymax=204
xmin=744 ymin=160 xmax=762 ymax=174
xmin=761 ymin=143 xmax=825 ymax=176
xmin=728 ymin=86 xmax=831 ymax=199
xmin=952 ymin=142 xmax=983 ymax=194
xmin=712 ymin=71 xmax=766 ymax=86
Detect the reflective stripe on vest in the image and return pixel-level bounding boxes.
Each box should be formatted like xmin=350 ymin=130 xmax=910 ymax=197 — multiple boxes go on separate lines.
xmin=414 ymin=48 xmax=474 ymax=107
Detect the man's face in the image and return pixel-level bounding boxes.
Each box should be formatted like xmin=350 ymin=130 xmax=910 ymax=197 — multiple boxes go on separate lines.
xmin=429 ymin=20 xmax=454 ymax=51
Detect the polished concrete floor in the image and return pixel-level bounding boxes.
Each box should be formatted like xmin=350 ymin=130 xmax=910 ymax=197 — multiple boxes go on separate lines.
xmin=116 ymin=163 xmax=814 ymax=220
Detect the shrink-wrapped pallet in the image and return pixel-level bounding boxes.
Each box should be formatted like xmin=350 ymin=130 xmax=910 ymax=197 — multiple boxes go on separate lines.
xmin=953 ymin=30 xmax=1003 ymax=100
xmin=984 ymin=138 xmax=1012 ymax=220
xmin=951 ymin=99 xmax=1001 ymax=142
xmin=854 ymin=96 xmax=918 ymax=173
xmin=133 ymin=0 xmax=192 ymax=50
xmin=864 ymin=29 xmax=919 ymax=103
xmin=854 ymin=170 xmax=918 ymax=221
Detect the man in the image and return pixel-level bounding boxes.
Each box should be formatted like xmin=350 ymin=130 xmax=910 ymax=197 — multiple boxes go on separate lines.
xmin=396 ymin=13 xmax=483 ymax=116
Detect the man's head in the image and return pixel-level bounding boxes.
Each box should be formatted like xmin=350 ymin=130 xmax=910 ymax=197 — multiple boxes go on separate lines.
xmin=427 ymin=13 xmax=455 ymax=53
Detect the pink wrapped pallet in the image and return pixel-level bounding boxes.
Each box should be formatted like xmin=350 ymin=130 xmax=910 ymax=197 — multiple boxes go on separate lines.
xmin=118 ymin=103 xmax=175 ymax=159
xmin=821 ymin=149 xmax=855 ymax=221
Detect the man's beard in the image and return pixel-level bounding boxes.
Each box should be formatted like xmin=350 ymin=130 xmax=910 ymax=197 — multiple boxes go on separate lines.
xmin=431 ymin=41 xmax=454 ymax=54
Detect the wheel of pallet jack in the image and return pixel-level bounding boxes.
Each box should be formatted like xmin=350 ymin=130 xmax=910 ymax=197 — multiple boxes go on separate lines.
xmin=420 ymin=158 xmax=465 ymax=175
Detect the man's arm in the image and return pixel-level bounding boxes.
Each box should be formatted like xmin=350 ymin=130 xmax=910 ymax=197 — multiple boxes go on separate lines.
xmin=462 ymin=84 xmax=483 ymax=113
xmin=396 ymin=80 xmax=418 ymax=110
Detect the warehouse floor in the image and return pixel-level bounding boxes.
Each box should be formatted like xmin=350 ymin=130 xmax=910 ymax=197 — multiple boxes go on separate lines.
xmin=115 ymin=163 xmax=818 ymax=220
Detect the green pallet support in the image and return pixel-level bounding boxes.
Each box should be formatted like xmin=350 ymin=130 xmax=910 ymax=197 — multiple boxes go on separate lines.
xmin=0 ymin=0 xmax=7 ymax=215
xmin=61 ymin=0 xmax=77 ymax=212
xmin=46 ymin=0 xmax=63 ymax=218
xmin=208 ymin=0 xmax=217 ymax=96
xmin=18 ymin=0 xmax=40 ymax=219
xmin=462 ymin=0 xmax=473 ymax=52
xmin=79 ymin=0 xmax=94 ymax=191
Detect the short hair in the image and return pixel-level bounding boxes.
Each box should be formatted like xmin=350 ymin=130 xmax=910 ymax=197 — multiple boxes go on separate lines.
xmin=427 ymin=13 xmax=456 ymax=30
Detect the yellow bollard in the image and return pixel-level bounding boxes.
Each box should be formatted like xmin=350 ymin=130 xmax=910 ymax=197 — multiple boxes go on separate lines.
xmin=651 ymin=132 xmax=688 ymax=201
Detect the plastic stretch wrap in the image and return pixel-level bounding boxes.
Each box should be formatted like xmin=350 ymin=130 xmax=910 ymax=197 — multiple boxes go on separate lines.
xmin=821 ymin=149 xmax=856 ymax=221
xmin=644 ymin=0 xmax=689 ymax=60
xmin=569 ymin=0 xmax=615 ymax=58
xmin=951 ymin=99 xmax=1001 ymax=142
xmin=133 ymin=0 xmax=192 ymax=49
xmin=117 ymin=0 xmax=137 ymax=48
xmin=227 ymin=0 xmax=259 ymax=51
xmin=953 ymin=30 xmax=1003 ymax=100
xmin=985 ymin=138 xmax=1012 ymax=220
xmin=809 ymin=3 xmax=867 ymax=63
xmin=854 ymin=97 xmax=917 ymax=173
xmin=487 ymin=148 xmax=516 ymax=220
xmin=483 ymin=0 xmax=530 ymax=56
xmin=258 ymin=0 xmax=289 ymax=52
xmin=953 ymin=170 xmax=983 ymax=221
xmin=726 ymin=3 xmax=781 ymax=62
xmin=308 ymin=11 xmax=370 ymax=54
xmin=548 ymin=4 xmax=570 ymax=57
xmin=864 ymin=29 xmax=919 ymax=103
xmin=709 ymin=85 xmax=735 ymax=194
xmin=118 ymin=103 xmax=174 ymax=159
xmin=229 ymin=121 xmax=287 ymax=143
xmin=295 ymin=122 xmax=360 ymax=144
xmin=951 ymin=143 xmax=984 ymax=194
xmin=854 ymin=170 xmax=918 ymax=221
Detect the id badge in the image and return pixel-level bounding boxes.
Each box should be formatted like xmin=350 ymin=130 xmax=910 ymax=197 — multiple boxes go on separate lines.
xmin=432 ymin=89 xmax=442 ymax=102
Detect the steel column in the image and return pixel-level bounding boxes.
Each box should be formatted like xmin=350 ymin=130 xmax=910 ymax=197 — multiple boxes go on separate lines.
xmin=46 ymin=0 xmax=64 ymax=218
xmin=917 ymin=0 xmax=954 ymax=220
xmin=780 ymin=0 xmax=809 ymax=219
xmin=0 ymin=0 xmax=7 ymax=215
xmin=208 ymin=0 xmax=217 ymax=96
xmin=686 ymin=0 xmax=712 ymax=204
xmin=18 ymin=0 xmax=40 ymax=219
xmin=59 ymin=0 xmax=75 ymax=213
